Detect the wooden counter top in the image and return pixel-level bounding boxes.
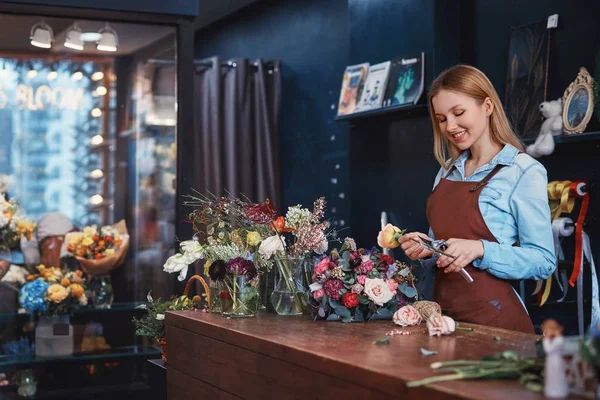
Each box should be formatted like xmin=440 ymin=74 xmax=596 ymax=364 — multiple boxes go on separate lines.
xmin=165 ymin=311 xmax=582 ymax=399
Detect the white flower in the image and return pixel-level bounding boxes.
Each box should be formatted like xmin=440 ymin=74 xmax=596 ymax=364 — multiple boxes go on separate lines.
xmin=163 ymin=253 xmax=190 ymax=281
xmin=285 ymin=206 xmax=312 ymax=229
xmin=156 ymin=314 xmax=165 ymax=321
xmin=363 ymin=278 xmax=395 ymax=306
xmin=78 ymin=294 xmax=88 ymax=306
xmin=393 ymin=305 xmax=422 ymax=327
xmin=83 ymin=225 xmax=98 ymax=237
xmin=258 ymin=235 xmax=286 ymax=260
xmin=315 ymin=232 xmax=328 ymax=255
xmin=0 ymin=213 xmax=8 ymax=229
xmin=309 ymin=282 xmax=323 ymax=292
xmin=180 ymin=240 xmax=204 ymax=263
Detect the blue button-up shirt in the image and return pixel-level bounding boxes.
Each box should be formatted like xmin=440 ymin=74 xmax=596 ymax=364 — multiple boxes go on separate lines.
xmin=427 ymin=144 xmax=556 ymax=281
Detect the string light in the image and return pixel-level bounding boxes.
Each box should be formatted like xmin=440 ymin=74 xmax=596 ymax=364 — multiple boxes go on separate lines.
xmin=47 ymin=71 xmax=58 ymax=80
xmin=95 ymin=86 xmax=107 ymax=96
xmin=89 ymin=169 xmax=104 ymax=179
xmin=91 ymin=108 xmax=102 ymax=118
xmin=89 ymin=194 xmax=103 ymax=205
xmin=27 ymin=70 xmax=37 ymax=79
xmin=91 ymin=71 xmax=104 ymax=81
xmin=71 ymin=71 xmax=83 ymax=81
xmin=90 ymin=135 xmax=104 ymax=145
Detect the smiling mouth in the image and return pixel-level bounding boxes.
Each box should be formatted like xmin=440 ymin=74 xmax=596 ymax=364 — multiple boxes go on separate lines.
xmin=451 ymin=130 xmax=466 ymax=140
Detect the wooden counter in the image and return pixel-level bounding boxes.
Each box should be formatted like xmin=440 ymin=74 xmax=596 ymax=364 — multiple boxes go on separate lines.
xmin=165 ymin=311 xmax=581 ymax=400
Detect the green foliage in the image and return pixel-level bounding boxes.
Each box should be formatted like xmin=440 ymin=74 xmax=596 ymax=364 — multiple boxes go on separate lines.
xmin=132 ymin=292 xmax=194 ymax=341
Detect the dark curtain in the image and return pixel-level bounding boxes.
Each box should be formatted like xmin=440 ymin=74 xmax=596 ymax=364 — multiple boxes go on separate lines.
xmin=192 ymin=56 xmax=281 ymax=208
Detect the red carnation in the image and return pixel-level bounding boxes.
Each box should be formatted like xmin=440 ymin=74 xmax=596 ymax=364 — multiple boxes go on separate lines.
xmin=379 ymin=254 xmax=394 ymax=264
xmin=342 ymin=292 xmax=359 ymax=308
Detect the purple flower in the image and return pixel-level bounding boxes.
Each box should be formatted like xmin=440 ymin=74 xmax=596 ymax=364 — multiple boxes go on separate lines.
xmin=227 ymin=257 xmax=257 ymax=279
xmin=351 ymin=283 xmax=364 ymax=294
xmin=323 ymin=279 xmax=344 ymax=300
xmin=385 ymin=263 xmax=398 ymax=279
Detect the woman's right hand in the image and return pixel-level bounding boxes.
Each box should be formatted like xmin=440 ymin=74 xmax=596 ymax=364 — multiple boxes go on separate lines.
xmin=398 ymin=232 xmax=434 ymax=260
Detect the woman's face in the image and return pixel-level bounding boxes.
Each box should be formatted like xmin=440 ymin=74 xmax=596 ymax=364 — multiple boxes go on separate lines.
xmin=431 ymin=90 xmax=492 ymax=151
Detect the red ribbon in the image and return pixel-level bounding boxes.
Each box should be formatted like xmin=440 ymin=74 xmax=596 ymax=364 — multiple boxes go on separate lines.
xmin=569 ymin=181 xmax=589 ymax=287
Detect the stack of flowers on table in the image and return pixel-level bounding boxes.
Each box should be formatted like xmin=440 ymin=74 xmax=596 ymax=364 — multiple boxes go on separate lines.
xmin=64 ymin=220 xmax=129 ymax=276
xmin=308 ymin=237 xmax=419 ymax=322
xmin=162 ymin=191 xmax=335 ymax=316
xmin=18 ymin=264 xmax=88 ymax=316
xmin=0 ymin=193 xmax=35 ymax=252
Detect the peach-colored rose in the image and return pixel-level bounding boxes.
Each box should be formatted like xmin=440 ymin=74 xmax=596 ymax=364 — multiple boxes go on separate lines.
xmin=363 ymin=278 xmax=395 ymax=306
xmin=47 ymin=284 xmax=68 ymax=303
xmin=393 ymin=305 xmax=422 ymax=326
xmin=377 ymin=224 xmax=404 ymax=249
xmin=386 ymin=278 xmax=398 ymax=293
xmin=427 ymin=312 xmax=456 ymax=336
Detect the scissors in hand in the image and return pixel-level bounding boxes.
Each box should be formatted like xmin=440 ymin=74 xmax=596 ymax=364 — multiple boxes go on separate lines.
xmin=410 ymin=237 xmax=474 ymax=283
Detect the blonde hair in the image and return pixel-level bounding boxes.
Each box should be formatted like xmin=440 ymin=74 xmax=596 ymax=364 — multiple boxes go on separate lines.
xmin=428 ymin=64 xmax=524 ymax=169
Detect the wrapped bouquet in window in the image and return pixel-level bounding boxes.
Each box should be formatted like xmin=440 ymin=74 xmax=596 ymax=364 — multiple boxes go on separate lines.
xmin=63 ymin=220 xmax=129 ymax=276
xmin=0 ymin=194 xmax=35 ymax=253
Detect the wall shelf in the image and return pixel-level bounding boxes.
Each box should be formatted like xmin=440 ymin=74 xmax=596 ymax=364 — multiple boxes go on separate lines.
xmin=334 ymin=104 xmax=428 ymax=122
xmin=521 ymin=131 xmax=600 ymax=145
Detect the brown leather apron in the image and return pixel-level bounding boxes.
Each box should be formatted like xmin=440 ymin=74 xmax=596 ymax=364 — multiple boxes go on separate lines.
xmin=426 ymin=164 xmax=534 ymax=333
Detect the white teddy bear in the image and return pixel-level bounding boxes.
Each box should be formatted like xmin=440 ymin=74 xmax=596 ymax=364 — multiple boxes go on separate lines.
xmin=526 ymin=99 xmax=563 ymax=158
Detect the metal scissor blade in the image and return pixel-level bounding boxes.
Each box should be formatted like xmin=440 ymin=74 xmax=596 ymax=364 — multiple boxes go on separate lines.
xmin=410 ymin=238 xmax=474 ymax=283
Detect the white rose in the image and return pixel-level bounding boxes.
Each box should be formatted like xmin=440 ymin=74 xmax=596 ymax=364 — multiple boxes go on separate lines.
xmin=156 ymin=314 xmax=165 ymax=321
xmin=363 ymin=278 xmax=395 ymax=306
xmin=163 ymin=253 xmax=189 ymax=281
xmin=258 ymin=235 xmax=286 ymax=260
xmin=427 ymin=313 xmax=456 ymax=336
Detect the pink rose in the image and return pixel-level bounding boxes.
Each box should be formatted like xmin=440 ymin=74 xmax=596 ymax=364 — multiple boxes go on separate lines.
xmin=363 ymin=278 xmax=395 ymax=306
xmin=313 ymin=289 xmax=325 ymax=301
xmin=356 ymin=275 xmax=366 ymax=285
xmin=314 ymin=257 xmax=332 ymax=276
xmin=427 ymin=313 xmax=456 ymax=336
xmin=393 ymin=305 xmax=422 ymax=327
xmin=386 ymin=279 xmax=398 ymax=293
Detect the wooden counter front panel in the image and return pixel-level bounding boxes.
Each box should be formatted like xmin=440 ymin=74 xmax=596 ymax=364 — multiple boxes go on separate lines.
xmin=167 ymin=325 xmax=399 ymax=399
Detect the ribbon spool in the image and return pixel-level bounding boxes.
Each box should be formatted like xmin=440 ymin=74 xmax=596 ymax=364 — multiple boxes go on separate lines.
xmin=569 ymin=181 xmax=590 ymax=287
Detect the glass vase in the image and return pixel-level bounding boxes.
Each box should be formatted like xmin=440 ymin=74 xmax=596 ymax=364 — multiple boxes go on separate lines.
xmin=17 ymin=369 xmax=36 ymax=397
xmin=270 ymin=257 xmax=309 ymax=316
xmin=221 ymin=274 xmax=259 ymax=318
xmin=90 ymin=275 xmax=114 ymax=309
xmin=208 ymin=278 xmax=222 ymax=313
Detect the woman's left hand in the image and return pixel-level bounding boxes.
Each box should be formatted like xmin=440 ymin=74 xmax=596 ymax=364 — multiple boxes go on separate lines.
xmin=436 ymin=238 xmax=484 ymax=273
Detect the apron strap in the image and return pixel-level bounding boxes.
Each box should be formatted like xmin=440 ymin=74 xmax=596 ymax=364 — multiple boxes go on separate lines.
xmin=470 ymin=164 xmax=505 ymax=192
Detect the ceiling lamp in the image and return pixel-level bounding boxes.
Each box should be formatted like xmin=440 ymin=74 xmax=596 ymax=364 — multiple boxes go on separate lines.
xmin=96 ymin=24 xmax=118 ymax=52
xmin=30 ymin=22 xmax=54 ymax=49
xmin=64 ymin=23 xmax=84 ymax=51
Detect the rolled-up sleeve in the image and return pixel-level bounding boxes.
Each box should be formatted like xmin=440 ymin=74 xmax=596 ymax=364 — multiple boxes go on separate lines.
xmin=472 ymin=163 xmax=556 ymax=280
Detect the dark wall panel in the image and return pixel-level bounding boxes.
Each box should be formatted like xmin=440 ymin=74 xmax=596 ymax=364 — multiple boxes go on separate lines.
xmin=3 ymin=0 xmax=198 ymax=16
xmin=194 ymin=0 xmax=351 ymax=228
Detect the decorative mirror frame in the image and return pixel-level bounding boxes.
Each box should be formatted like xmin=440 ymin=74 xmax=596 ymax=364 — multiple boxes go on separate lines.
xmin=562 ymin=67 xmax=594 ymax=134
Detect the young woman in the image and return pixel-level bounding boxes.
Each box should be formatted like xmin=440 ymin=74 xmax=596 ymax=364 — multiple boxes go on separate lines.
xmin=398 ymin=65 xmax=555 ymax=333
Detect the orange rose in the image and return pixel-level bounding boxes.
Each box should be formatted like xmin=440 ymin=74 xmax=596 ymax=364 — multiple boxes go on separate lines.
xmin=377 ymin=224 xmax=404 ymax=249
xmin=26 ymin=275 xmax=35 ymax=282
xmin=60 ymin=278 xmax=70 ymax=287
xmin=95 ymin=253 xmax=103 ymax=260
xmin=93 ymin=234 xmax=100 ymax=242
xmin=69 ymin=283 xmax=84 ymax=298
xmin=77 ymin=249 xmax=86 ymax=257
xmin=75 ymin=270 xmax=83 ymax=277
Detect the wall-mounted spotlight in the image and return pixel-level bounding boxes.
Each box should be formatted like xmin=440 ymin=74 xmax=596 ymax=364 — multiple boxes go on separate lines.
xmin=64 ymin=23 xmax=84 ymax=51
xmin=97 ymin=24 xmax=118 ymax=52
xmin=30 ymin=22 xmax=54 ymax=49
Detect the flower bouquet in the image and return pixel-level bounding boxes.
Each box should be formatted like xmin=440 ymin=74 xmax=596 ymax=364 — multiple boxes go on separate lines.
xmin=63 ymin=220 xmax=129 ymax=276
xmin=0 ymin=193 xmax=35 ymax=253
xmin=19 ymin=264 xmax=89 ymax=316
xmin=308 ymin=237 xmax=418 ymax=322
